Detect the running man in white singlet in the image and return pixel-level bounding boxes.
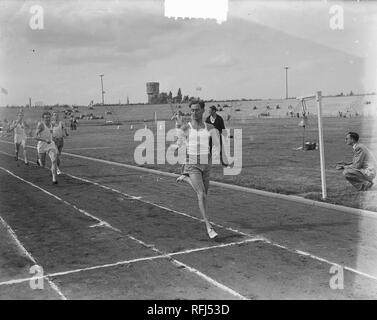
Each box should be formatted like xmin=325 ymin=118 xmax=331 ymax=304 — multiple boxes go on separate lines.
xmin=174 ymin=100 xmax=221 ymax=239
xmin=35 ymin=111 xmax=58 ymax=184
xmin=52 ymin=111 xmax=69 ymax=175
xmin=8 ymin=110 xmax=30 ymax=164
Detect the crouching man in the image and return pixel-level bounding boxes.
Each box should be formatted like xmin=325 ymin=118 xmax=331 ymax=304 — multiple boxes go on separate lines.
xmin=336 ymin=132 xmax=376 ymax=191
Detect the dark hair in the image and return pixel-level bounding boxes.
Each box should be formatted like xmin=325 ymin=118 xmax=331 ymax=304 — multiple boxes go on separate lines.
xmin=347 ymin=132 xmax=359 ymax=142
xmin=189 ymin=100 xmax=205 ymax=109
xmin=42 ymin=111 xmax=51 ymax=118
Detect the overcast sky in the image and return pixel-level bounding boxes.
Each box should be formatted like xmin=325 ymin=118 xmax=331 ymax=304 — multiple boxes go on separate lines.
xmin=0 ymin=0 xmax=376 ymax=106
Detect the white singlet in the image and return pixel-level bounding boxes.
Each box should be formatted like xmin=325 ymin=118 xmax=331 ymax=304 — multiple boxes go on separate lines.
xmin=37 ymin=122 xmax=57 ymax=154
xmin=52 ymin=121 xmax=65 ymax=139
xmin=13 ymin=121 xmax=27 ymax=145
xmin=187 ymin=122 xmax=210 ymax=156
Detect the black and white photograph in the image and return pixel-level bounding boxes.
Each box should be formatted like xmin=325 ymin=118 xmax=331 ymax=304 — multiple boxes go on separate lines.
xmin=0 ymin=0 xmax=377 ymax=304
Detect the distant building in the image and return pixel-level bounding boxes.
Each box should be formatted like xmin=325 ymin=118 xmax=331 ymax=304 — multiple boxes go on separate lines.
xmin=146 ymin=82 xmax=160 ymax=104
xmin=146 ymin=82 xmax=186 ymax=104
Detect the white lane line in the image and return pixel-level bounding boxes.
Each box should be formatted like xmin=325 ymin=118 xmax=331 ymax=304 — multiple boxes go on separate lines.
xmin=2 ymin=150 xmax=377 ymax=283
xmin=0 ymin=163 xmax=248 ymax=300
xmin=292 ymin=249 xmax=377 ymax=282
xmin=113 ymin=231 xmax=249 ymax=299
xmin=0 ymin=215 xmax=67 ymax=300
xmin=0 ymin=165 xmax=120 ymax=233
xmin=64 ymin=147 xmax=114 ymax=151
xmin=0 ymin=238 xmax=261 ymax=287
xmin=63 ymin=171 xmax=251 ymax=237
xmin=173 ymin=260 xmax=247 ymax=300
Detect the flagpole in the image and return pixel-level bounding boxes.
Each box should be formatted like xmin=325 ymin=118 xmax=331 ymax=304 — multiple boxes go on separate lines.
xmin=1 ymin=88 xmax=9 ymax=107
xmin=196 ymin=86 xmax=202 ymax=99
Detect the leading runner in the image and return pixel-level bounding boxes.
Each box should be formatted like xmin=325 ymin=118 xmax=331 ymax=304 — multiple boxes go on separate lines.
xmin=174 ymin=100 xmax=222 ymax=239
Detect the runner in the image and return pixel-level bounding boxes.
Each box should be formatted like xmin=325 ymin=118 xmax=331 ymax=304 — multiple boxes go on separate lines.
xmin=35 ymin=111 xmax=58 ymax=184
xmin=174 ymin=100 xmax=221 ymax=239
xmin=8 ymin=110 xmax=30 ymax=164
xmin=51 ymin=111 xmax=69 ymax=175
xmin=70 ymin=116 xmax=75 ymax=131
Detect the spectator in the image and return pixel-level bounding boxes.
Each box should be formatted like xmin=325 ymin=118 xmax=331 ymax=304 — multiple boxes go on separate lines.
xmin=205 ymin=105 xmax=229 ymax=167
xmin=336 ymin=132 xmax=376 ymax=191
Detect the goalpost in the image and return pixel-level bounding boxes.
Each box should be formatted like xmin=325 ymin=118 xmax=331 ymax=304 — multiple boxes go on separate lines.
xmin=296 ymin=91 xmax=327 ymax=199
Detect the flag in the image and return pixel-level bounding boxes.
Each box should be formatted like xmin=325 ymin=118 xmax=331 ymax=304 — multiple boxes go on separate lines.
xmin=1 ymin=88 xmax=8 ymax=95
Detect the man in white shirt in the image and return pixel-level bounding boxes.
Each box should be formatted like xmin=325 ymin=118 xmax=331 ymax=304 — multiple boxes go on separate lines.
xmin=174 ymin=101 xmax=221 ymax=239
xmin=9 ymin=111 xmax=30 ymax=164
xmin=51 ymin=111 xmax=69 ymax=175
xmin=336 ymin=132 xmax=376 ymax=191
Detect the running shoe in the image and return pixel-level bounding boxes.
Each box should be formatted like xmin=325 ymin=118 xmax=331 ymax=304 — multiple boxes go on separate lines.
xmin=207 ymin=227 xmax=218 ymax=239
xmin=176 ymin=175 xmax=188 ymax=183
xmin=57 ymin=168 xmax=62 ymax=175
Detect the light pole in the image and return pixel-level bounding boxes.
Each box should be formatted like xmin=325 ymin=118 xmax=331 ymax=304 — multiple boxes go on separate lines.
xmin=196 ymin=86 xmax=202 ymax=99
xmin=99 ymin=74 xmax=105 ymax=105
xmin=284 ymin=67 xmax=289 ymax=99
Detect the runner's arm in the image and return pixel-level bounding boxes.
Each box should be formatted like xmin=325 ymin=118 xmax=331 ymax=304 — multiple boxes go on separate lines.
xmin=172 ymin=111 xmax=188 ymax=146
xmin=7 ymin=121 xmax=17 ymax=132
xmin=175 ymin=124 xmax=189 ymax=147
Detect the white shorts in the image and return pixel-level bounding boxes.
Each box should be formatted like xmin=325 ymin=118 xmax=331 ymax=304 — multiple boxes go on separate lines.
xmin=14 ymin=134 xmax=27 ymax=147
xmin=37 ymin=141 xmax=57 ymax=161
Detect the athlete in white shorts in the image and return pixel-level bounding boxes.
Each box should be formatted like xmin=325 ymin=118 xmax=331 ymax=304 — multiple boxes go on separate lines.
xmin=174 ymin=101 xmax=222 ymax=239
xmin=35 ymin=111 xmax=58 ymax=184
xmin=51 ymin=111 xmax=69 ymax=175
xmin=9 ymin=111 xmax=30 ymax=164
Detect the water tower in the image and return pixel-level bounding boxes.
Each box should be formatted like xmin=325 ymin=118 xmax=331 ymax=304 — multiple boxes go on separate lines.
xmin=146 ymin=82 xmax=159 ymax=104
